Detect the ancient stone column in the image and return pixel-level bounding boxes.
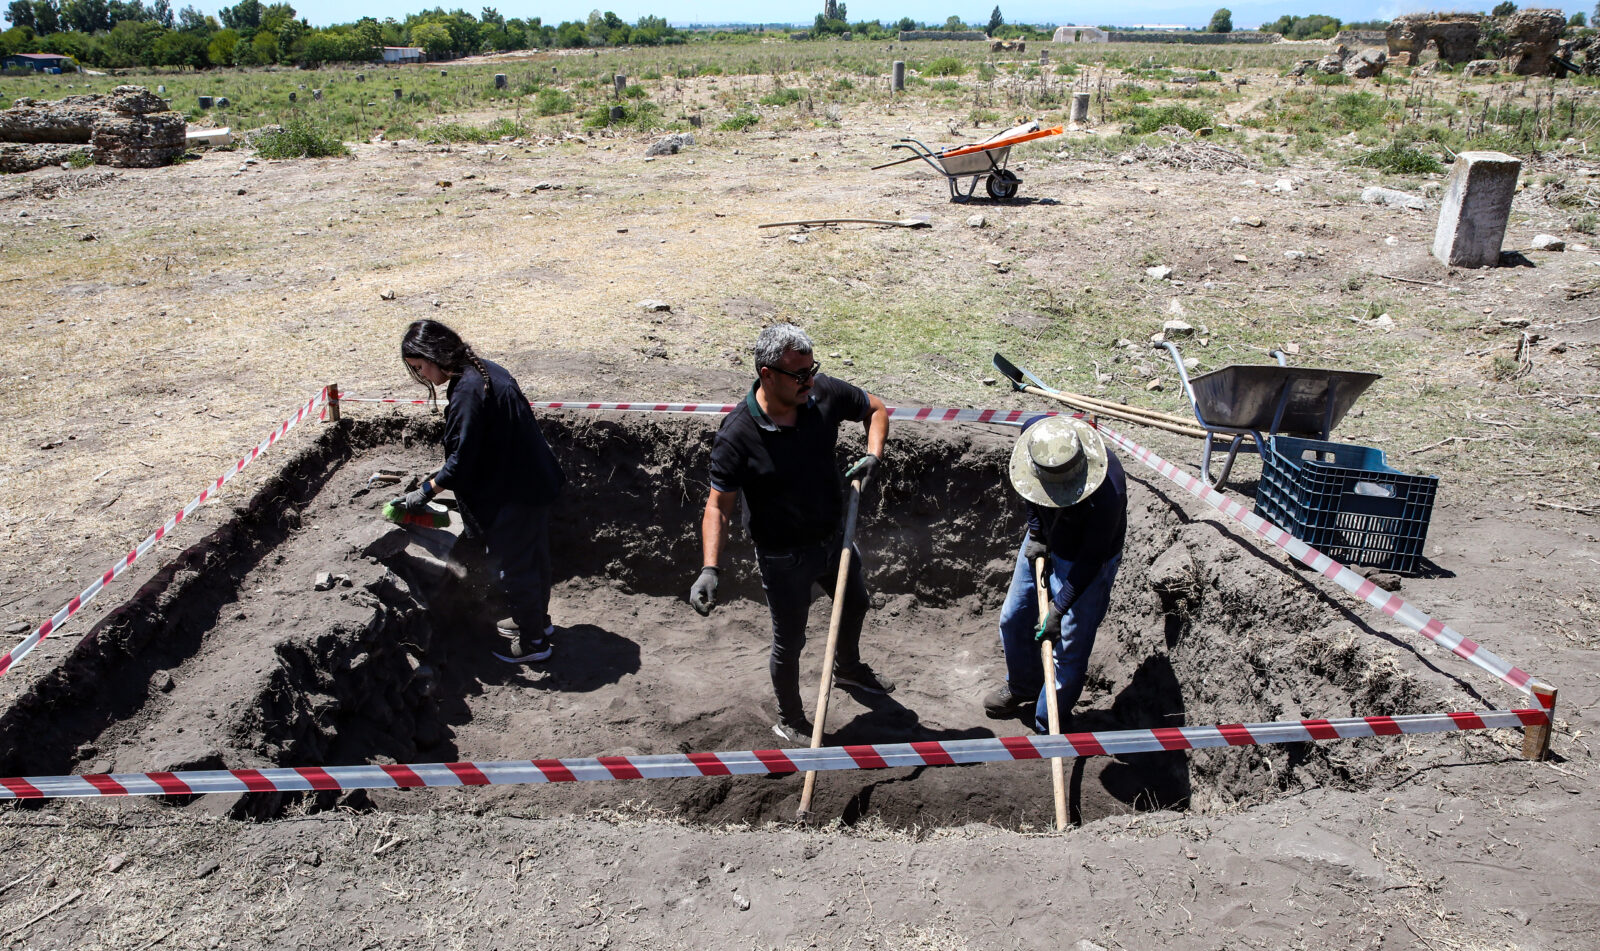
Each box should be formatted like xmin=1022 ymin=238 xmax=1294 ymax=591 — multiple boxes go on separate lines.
xmin=614 ymin=74 xmax=627 ymax=95
xmin=609 ymin=105 xmax=624 ymax=121
xmin=197 ymin=95 xmax=213 ymax=109
xmin=312 ymin=89 xmax=321 ymax=101
xmin=1071 ymin=92 xmax=1090 ymax=123
xmin=1432 ymin=151 xmax=1521 ymax=268
xmin=394 ymin=88 xmax=403 ymax=100
xmin=892 ymin=61 xmax=905 ymax=91
xmin=494 ymin=73 xmax=507 ymax=89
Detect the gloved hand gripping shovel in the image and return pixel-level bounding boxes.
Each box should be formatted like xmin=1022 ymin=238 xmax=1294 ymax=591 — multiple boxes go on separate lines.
xmin=796 ymin=476 xmax=864 ymax=826
xmin=1036 ymin=557 xmax=1069 ymax=832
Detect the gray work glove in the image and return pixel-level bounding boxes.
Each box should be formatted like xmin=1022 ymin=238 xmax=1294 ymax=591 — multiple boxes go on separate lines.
xmin=393 ymin=481 xmax=434 ymax=511
xmin=844 ymin=453 xmax=880 ymax=490
xmin=689 ymin=566 xmax=720 ymax=616
xmin=1022 ymin=533 xmax=1049 ymax=565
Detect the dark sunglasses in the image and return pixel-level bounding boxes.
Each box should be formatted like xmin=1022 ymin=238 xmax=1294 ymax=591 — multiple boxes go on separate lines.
xmin=768 ymin=361 xmax=821 ymax=385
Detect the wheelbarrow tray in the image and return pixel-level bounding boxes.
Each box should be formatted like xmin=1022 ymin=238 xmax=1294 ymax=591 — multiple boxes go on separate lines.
xmin=1188 ymin=365 xmax=1380 ymax=433
xmin=938 ymin=147 xmax=1012 ymax=175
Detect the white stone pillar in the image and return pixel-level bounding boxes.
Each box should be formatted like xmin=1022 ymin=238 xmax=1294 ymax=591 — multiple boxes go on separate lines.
xmin=892 ymin=61 xmax=905 ymax=91
xmin=1432 ymin=151 xmax=1521 ymax=268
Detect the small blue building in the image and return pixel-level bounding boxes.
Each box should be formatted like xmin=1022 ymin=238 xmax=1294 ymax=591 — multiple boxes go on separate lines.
xmin=3 ymin=53 xmax=72 ymax=72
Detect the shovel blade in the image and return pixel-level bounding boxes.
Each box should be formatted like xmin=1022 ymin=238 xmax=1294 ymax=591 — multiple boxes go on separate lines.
xmin=993 ymin=352 xmax=1058 ymax=394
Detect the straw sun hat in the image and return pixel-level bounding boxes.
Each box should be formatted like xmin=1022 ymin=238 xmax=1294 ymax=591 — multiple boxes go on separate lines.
xmin=1007 ymin=417 xmax=1109 ymax=509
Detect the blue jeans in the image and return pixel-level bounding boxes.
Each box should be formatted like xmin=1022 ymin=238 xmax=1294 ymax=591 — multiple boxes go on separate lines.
xmin=998 ymin=534 xmax=1121 ymax=733
xmin=756 ymin=539 xmax=869 ymax=724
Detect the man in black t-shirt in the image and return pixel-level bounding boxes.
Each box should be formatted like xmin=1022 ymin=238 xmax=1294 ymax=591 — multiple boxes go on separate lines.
xmin=688 ymin=323 xmax=893 ymax=744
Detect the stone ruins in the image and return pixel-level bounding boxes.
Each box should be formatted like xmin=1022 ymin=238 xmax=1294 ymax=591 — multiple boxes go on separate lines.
xmin=0 ymin=84 xmax=185 ymax=174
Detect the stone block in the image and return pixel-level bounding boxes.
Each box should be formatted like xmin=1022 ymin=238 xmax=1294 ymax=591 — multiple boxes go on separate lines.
xmin=1432 ymin=151 xmax=1520 ymax=268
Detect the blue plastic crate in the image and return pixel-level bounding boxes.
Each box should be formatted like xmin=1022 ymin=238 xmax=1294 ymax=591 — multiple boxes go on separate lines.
xmin=1254 ymin=436 xmax=1438 ymax=575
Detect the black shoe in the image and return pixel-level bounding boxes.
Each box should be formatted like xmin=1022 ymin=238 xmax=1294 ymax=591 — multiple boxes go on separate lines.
xmin=834 ymin=664 xmax=895 ymax=695
xmin=494 ymin=618 xmax=554 ymax=663
xmin=771 ymin=718 xmax=815 ymax=745
xmin=982 ymin=684 xmax=1035 ymax=718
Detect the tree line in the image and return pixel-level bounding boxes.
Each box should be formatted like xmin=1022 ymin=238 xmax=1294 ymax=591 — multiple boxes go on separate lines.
xmin=0 ymin=1 xmax=688 ymax=69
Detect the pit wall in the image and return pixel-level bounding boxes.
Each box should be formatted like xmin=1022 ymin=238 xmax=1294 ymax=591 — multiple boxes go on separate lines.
xmin=523 ymin=411 xmax=1465 ymax=810
xmin=1 ymin=411 xmax=1473 ymax=818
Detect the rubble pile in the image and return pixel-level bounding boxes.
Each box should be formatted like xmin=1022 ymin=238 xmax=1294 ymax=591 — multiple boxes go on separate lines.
xmin=0 ymin=84 xmax=185 ymax=174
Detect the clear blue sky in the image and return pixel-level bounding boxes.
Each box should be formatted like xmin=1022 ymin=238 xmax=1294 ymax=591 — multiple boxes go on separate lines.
xmin=167 ymin=0 xmax=1600 ymax=29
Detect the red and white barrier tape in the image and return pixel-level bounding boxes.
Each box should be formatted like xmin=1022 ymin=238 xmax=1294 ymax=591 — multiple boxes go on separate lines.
xmin=0 ymin=388 xmax=330 ymax=680
xmin=339 ymin=397 xmax=1052 ymax=426
xmin=0 ymin=708 xmax=1547 ymax=800
xmin=1092 ymin=421 xmax=1556 ymax=708
xmin=340 ymin=393 xmax=1553 ymax=708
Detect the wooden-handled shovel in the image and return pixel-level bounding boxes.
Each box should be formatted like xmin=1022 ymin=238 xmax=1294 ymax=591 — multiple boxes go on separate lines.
xmin=1035 ymin=557 xmax=1069 ymax=832
xmin=796 ymin=477 xmax=864 ymax=825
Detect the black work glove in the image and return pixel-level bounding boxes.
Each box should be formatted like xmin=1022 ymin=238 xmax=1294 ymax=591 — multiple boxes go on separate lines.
xmin=689 ymin=566 xmax=720 ymax=616
xmin=1035 ymin=604 xmax=1064 ymax=644
xmin=844 ymin=453 xmax=880 ymax=490
xmin=1022 ymin=533 xmax=1049 ymax=564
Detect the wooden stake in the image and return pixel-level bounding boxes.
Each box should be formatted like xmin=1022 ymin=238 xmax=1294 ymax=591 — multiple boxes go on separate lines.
xmin=797 ymin=479 xmax=864 ymax=825
xmin=1035 ymin=557 xmax=1069 ymax=831
xmin=1522 ymin=684 xmax=1556 ymax=761
xmin=326 ymin=382 xmax=341 ymax=422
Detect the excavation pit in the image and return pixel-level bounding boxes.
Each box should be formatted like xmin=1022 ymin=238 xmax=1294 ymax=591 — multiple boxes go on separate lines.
xmin=0 ymin=412 xmax=1489 ymax=828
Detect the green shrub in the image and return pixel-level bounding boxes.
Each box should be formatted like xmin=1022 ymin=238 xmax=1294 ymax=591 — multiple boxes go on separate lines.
xmin=534 ymin=88 xmax=575 ymax=115
xmin=1573 ymin=212 xmax=1598 ymax=235
xmin=1054 ymin=62 xmax=1080 ymax=77
xmin=758 ymin=86 xmax=804 ymax=106
xmin=254 ymin=120 xmax=349 ymax=159
xmin=582 ymin=100 xmax=666 ymax=131
xmin=64 ymin=150 xmax=95 ymax=169
xmin=1123 ymin=103 xmax=1212 ymax=133
xmin=930 ymin=79 xmax=960 ymax=92
xmin=422 ymin=118 xmax=529 ymax=144
xmin=716 ymin=112 xmax=760 ymax=131
xmin=701 ymin=64 xmax=724 ymax=76
xmin=1117 ymin=82 xmax=1153 ymax=103
xmin=642 ymin=69 xmax=662 ymax=80
xmin=830 ymin=77 xmax=855 ymax=91
xmin=1310 ymin=72 xmax=1350 ymax=86
xmin=622 ymin=84 xmax=648 ymax=99
xmin=977 ymin=62 xmax=996 ymax=80
xmin=922 ymin=56 xmax=965 ymax=77
xmin=1349 ymin=140 xmax=1444 ymax=175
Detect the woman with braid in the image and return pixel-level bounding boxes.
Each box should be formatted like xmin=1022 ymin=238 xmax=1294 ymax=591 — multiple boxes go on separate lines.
xmin=396 ymin=319 xmax=566 ymax=663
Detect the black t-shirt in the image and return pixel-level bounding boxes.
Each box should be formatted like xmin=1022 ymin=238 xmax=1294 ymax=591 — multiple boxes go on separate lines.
xmin=709 ymin=374 xmax=872 ymax=550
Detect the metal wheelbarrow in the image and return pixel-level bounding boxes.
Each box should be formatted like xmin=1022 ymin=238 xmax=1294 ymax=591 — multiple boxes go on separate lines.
xmin=1156 ymin=342 xmax=1381 ymax=488
xmin=875 ymin=120 xmax=1063 ymax=201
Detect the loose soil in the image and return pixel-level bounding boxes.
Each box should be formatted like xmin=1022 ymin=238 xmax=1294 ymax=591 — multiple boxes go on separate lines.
xmin=1 ymin=59 xmax=1598 ymax=951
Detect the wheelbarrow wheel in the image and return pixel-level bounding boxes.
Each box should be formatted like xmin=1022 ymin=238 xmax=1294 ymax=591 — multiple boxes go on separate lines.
xmin=986 ymin=170 xmax=1020 ymax=200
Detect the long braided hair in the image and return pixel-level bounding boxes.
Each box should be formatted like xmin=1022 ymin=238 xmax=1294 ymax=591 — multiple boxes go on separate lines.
xmin=400 ymin=320 xmax=492 ymax=405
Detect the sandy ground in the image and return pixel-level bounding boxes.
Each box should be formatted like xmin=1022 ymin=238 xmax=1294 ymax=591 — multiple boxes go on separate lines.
xmin=1 ymin=67 xmax=1599 ymax=949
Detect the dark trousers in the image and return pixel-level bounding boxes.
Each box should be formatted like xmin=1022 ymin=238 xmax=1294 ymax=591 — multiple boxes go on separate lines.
xmin=481 ymin=502 xmax=553 ymax=637
xmin=756 ymin=539 xmax=869 ymax=723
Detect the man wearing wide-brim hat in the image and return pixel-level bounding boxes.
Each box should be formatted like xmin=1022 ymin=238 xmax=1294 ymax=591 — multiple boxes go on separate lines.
xmin=984 ymin=415 xmax=1127 ymax=732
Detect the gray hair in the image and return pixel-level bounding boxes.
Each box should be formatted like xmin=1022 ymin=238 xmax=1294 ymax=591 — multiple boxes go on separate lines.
xmin=753 ymin=323 xmax=814 ymax=370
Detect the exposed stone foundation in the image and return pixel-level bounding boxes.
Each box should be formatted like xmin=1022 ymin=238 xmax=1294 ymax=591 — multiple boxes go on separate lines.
xmin=0 ymin=84 xmax=185 ymax=173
